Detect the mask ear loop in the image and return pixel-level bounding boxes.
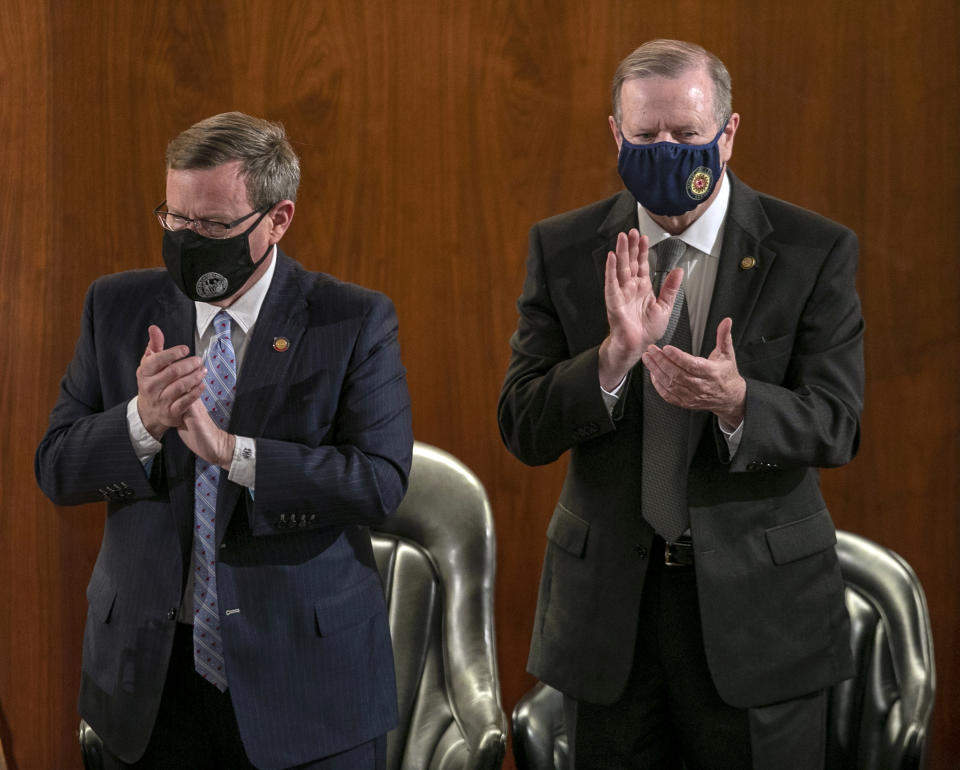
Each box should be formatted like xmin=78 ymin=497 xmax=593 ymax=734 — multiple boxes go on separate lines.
xmin=710 ymin=117 xmax=731 ymax=146
xmin=242 ymin=204 xmax=279 ymax=268
xmin=252 ymin=243 xmax=273 ymax=268
xmin=714 ymin=115 xmax=733 ymax=178
xmin=239 ymin=205 xmax=274 ymax=237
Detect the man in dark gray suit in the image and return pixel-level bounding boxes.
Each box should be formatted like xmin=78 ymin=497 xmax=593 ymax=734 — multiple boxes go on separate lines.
xmin=498 ymin=40 xmax=863 ymax=768
xmin=36 ymin=112 xmax=413 ymax=769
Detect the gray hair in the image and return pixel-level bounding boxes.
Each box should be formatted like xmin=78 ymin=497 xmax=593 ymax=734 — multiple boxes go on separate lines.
xmin=165 ymin=112 xmax=300 ymax=208
xmin=611 ymin=39 xmax=732 ymax=132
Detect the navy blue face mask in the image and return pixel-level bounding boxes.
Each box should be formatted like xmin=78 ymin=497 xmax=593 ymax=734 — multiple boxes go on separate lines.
xmin=617 ymin=122 xmax=727 ymax=216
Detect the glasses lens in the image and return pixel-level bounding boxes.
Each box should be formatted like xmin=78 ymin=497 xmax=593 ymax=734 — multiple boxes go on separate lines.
xmin=157 ymin=212 xmax=189 ymax=231
xmin=198 ymin=220 xmax=230 ymax=238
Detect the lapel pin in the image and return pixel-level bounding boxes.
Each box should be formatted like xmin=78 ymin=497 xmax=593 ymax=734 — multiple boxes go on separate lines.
xmin=739 ymin=256 xmax=757 ymax=271
xmin=273 ymin=336 xmax=290 ymax=352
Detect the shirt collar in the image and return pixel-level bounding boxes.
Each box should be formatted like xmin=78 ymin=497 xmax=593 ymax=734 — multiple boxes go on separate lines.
xmin=638 ymin=169 xmax=731 ymax=258
xmin=195 ymin=245 xmax=278 ymax=335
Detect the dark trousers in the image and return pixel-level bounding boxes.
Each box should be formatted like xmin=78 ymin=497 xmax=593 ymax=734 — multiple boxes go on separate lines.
xmin=564 ymin=538 xmax=827 ymax=770
xmin=104 ymin=622 xmax=387 ymax=770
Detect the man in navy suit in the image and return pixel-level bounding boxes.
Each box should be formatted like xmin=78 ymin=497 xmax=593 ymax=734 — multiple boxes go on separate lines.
xmin=36 ymin=112 xmax=413 ymax=769
xmin=499 ymin=41 xmax=864 ymax=768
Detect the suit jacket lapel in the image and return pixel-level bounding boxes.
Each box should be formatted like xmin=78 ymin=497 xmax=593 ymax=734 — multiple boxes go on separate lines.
xmin=155 ymin=284 xmax=198 ymax=561
xmin=592 ymin=191 xmax=640 ymax=289
xmin=702 ymin=173 xmax=776 ymax=347
xmin=687 ymin=173 xmax=776 ymax=460
xmin=216 ymin=251 xmax=308 ymax=541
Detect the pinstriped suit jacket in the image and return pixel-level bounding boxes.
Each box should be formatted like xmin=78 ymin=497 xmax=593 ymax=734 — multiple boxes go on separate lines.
xmin=498 ymin=174 xmax=864 ymax=709
xmin=36 ymin=251 xmax=413 ymax=769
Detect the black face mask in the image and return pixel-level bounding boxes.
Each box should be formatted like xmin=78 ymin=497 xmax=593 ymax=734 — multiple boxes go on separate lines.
xmin=162 ymin=208 xmax=271 ymax=302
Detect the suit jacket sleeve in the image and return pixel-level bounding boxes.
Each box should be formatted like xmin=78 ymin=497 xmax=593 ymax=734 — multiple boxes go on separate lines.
xmin=248 ymin=289 xmax=413 ymax=534
xmin=728 ymin=226 xmax=864 ymax=472
xmin=498 ymin=222 xmax=619 ymax=466
xmin=35 ymin=278 xmax=159 ymax=506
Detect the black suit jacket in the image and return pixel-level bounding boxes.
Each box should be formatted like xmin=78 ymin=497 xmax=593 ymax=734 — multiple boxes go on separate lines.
xmin=498 ymin=174 xmax=863 ymax=708
xmin=36 ymin=252 xmax=414 ymax=768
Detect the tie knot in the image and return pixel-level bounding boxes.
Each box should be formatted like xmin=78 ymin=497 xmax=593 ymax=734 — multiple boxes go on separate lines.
xmin=657 ymin=238 xmax=687 ymax=273
xmin=213 ymin=311 xmax=232 ymax=340
xmin=654 ymin=238 xmax=687 ymax=292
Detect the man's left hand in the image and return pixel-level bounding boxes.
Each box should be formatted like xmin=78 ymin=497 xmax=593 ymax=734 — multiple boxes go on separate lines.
xmin=177 ymin=398 xmax=236 ymax=470
xmin=641 ymin=316 xmax=746 ymax=428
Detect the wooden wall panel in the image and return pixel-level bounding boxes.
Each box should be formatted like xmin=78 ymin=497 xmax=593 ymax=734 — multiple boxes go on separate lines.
xmin=0 ymin=3 xmax=57 ymax=769
xmin=2 ymin=1 xmax=957 ymax=767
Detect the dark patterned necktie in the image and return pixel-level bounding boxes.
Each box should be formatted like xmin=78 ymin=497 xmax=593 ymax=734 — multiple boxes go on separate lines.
xmin=641 ymin=238 xmax=693 ymax=542
xmin=193 ymin=310 xmax=236 ymax=691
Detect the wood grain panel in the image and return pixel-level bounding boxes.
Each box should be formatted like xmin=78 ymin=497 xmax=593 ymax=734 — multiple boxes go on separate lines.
xmin=0 ymin=2 xmax=59 ymax=768
xmin=2 ymin=1 xmax=957 ymax=767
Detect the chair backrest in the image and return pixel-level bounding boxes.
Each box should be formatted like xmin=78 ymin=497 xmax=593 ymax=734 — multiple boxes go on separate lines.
xmin=828 ymin=531 xmax=936 ymax=769
xmin=371 ymin=441 xmax=506 ymax=770
xmin=511 ymin=530 xmax=935 ymax=770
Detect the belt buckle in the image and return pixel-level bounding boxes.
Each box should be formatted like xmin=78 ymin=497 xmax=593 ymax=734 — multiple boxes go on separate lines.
xmin=663 ymin=537 xmax=694 ymax=568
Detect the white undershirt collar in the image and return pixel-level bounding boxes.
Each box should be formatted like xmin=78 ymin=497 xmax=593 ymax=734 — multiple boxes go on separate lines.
xmin=638 ymin=169 xmax=731 ymax=257
xmin=194 ymin=245 xmax=278 ymax=335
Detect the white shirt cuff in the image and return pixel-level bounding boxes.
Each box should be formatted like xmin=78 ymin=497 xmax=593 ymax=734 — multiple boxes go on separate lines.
xmin=126 ymin=397 xmax=162 ymax=465
xmin=227 ymin=436 xmax=256 ymax=490
xmin=600 ymin=377 xmax=627 ymax=415
xmin=718 ymin=418 xmax=744 ymax=457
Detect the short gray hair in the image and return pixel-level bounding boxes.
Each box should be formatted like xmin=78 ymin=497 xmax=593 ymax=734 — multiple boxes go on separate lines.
xmin=611 ymin=39 xmax=732 ymax=132
xmin=165 ymin=112 xmax=300 ymax=208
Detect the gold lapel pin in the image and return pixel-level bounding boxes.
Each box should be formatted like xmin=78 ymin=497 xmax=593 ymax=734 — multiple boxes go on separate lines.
xmin=273 ymin=337 xmax=290 ymax=352
xmin=739 ymin=256 xmax=757 ymax=271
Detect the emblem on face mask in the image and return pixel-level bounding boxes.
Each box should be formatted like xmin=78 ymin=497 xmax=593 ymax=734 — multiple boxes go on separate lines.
xmin=686 ymin=167 xmax=713 ymax=201
xmin=196 ymin=272 xmax=229 ymax=299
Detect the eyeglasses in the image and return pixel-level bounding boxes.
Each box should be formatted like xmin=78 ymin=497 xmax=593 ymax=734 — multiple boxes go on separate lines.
xmin=153 ymin=200 xmax=270 ymax=239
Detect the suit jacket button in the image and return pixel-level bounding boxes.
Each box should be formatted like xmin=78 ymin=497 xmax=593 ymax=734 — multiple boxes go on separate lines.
xmin=166 ymin=607 xmax=177 ymax=621
xmin=633 ymin=545 xmax=648 ymax=559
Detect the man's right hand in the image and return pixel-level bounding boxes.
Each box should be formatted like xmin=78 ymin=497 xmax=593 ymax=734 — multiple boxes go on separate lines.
xmin=136 ymin=325 xmax=205 ymax=440
xmin=598 ymin=229 xmax=683 ymax=391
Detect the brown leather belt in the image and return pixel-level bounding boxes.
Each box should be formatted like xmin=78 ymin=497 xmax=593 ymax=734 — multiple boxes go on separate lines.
xmin=664 ymin=535 xmax=695 ymax=567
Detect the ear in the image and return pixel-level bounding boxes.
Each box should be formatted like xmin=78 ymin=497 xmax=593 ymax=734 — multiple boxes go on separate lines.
xmin=719 ymin=113 xmax=740 ymax=165
xmin=608 ymin=115 xmax=623 ymax=152
xmin=267 ymin=200 xmax=295 ymax=243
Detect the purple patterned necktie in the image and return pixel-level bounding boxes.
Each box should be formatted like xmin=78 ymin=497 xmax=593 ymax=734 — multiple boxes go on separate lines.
xmin=193 ymin=310 xmax=236 ymax=691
